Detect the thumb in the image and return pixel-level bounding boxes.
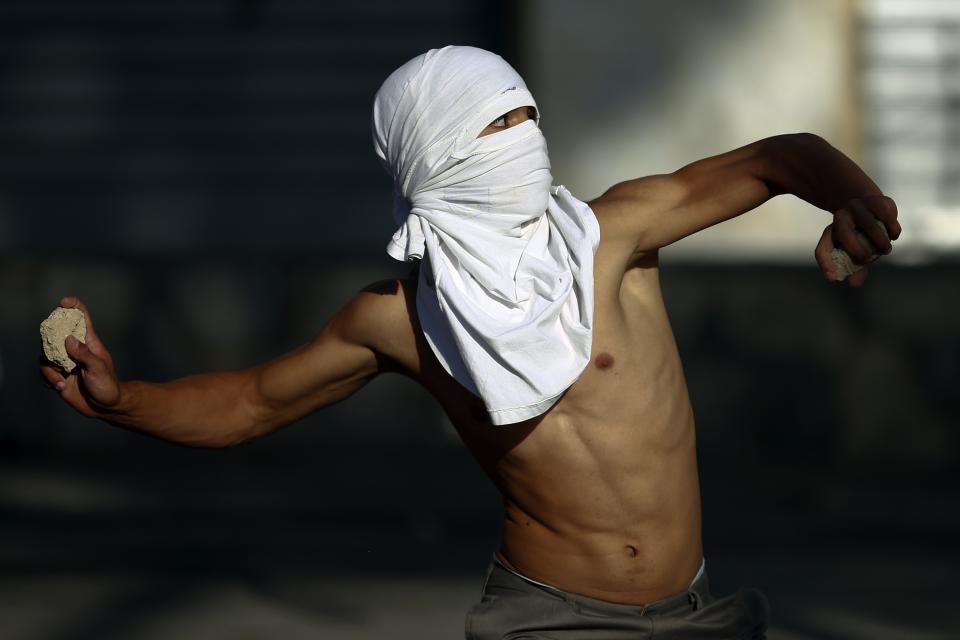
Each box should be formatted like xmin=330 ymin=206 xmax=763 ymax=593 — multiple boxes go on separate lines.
xmin=65 ymin=336 xmax=99 ymax=370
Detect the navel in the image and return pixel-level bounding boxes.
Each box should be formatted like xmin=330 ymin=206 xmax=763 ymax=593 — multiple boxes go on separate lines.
xmin=625 ymin=544 xmax=638 ymax=558
xmin=594 ymin=352 xmax=615 ymax=369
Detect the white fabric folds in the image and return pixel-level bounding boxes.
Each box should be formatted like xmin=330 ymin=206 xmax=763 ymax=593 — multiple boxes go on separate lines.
xmin=372 ymin=45 xmax=600 ymax=425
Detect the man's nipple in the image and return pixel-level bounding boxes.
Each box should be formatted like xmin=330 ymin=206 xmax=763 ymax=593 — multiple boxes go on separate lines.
xmin=594 ymin=352 xmax=615 ymax=369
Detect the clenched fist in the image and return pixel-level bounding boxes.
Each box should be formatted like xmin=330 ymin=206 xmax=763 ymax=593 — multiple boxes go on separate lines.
xmin=38 ymin=296 xmax=123 ymax=418
xmin=814 ymin=194 xmax=902 ymax=288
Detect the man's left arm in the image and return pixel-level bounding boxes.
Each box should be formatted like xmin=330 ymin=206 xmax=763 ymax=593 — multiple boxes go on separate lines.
xmin=595 ymin=132 xmax=902 ymax=287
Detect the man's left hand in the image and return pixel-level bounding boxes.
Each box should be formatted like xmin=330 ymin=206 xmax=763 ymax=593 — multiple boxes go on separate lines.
xmin=814 ymin=194 xmax=902 ymax=288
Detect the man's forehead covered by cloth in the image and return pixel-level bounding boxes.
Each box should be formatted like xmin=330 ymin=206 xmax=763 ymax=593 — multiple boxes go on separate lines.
xmin=372 ymin=45 xmax=540 ymax=194
xmin=371 ymin=45 xmax=600 ymax=426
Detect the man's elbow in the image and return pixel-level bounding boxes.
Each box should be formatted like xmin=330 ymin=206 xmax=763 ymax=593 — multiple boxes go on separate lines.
xmin=177 ymin=434 xmax=235 ymax=450
xmin=215 ymin=369 xmax=273 ymax=448
xmin=233 ymin=387 xmax=277 ymax=448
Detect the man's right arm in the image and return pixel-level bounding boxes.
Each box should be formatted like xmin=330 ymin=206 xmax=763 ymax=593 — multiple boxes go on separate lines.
xmin=42 ymin=284 xmax=402 ymax=449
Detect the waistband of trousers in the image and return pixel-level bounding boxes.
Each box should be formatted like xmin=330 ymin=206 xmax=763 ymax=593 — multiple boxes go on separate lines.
xmin=489 ymin=553 xmax=710 ymax=617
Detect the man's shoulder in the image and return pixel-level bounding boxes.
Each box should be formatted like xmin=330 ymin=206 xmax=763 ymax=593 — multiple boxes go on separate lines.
xmin=333 ymin=272 xmax=419 ymax=353
xmin=587 ymin=174 xmax=682 ymax=229
xmin=587 ymin=182 xmax=665 ymax=274
xmin=346 ymin=273 xmax=415 ymax=323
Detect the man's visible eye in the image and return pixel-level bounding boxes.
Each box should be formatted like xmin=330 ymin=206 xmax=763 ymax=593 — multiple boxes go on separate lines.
xmin=490 ymin=115 xmax=507 ymax=128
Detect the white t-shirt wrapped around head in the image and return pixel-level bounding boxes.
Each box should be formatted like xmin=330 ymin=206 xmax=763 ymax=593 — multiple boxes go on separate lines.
xmin=372 ymin=45 xmax=600 ymax=425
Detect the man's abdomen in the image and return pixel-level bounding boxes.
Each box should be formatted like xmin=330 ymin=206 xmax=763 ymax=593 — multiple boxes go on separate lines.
xmin=490 ymin=405 xmax=704 ymax=606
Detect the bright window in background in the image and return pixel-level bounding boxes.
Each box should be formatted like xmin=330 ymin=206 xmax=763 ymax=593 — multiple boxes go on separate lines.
xmin=527 ymin=0 xmax=864 ymax=263
xmin=860 ymin=0 xmax=960 ymax=256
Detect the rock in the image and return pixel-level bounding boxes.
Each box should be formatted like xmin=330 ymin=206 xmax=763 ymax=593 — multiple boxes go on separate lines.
xmin=40 ymin=307 xmax=87 ymax=373
xmin=830 ymin=247 xmax=860 ymax=281
xmin=831 ymin=219 xmax=890 ymax=281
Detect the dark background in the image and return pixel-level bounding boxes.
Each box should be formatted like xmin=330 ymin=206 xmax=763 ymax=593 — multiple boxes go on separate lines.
xmin=1 ymin=2 xmax=957 ymax=639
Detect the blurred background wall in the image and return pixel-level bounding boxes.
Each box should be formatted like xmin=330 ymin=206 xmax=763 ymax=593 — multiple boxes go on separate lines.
xmin=525 ymin=0 xmax=861 ymax=260
xmin=1 ymin=1 xmax=957 ymax=639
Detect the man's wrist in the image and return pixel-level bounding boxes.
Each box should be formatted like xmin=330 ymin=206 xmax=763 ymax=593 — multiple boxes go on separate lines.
xmin=770 ymin=133 xmax=883 ymax=214
xmin=107 ymin=380 xmax=140 ymax=419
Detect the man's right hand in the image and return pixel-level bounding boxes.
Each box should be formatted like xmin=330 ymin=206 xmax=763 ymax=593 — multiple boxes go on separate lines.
xmin=37 ymin=282 xmax=399 ymax=447
xmin=38 ymin=296 xmax=123 ymax=418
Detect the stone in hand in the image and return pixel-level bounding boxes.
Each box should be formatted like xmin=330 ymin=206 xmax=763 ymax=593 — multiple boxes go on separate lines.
xmin=40 ymin=307 xmax=87 ymax=373
xmin=830 ymin=219 xmax=890 ymax=281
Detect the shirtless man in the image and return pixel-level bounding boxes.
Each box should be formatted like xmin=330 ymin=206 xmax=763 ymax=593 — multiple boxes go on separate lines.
xmin=40 ymin=47 xmax=899 ymax=639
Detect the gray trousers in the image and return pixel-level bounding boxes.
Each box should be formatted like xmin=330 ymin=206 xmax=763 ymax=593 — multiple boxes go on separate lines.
xmin=465 ymin=556 xmax=770 ymax=639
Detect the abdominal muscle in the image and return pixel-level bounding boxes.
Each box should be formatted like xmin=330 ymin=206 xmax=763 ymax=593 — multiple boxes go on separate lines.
xmin=454 ymin=271 xmax=705 ymax=605
xmin=410 ymin=248 xmax=705 ymax=605
xmin=490 ymin=401 xmax=703 ymax=605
